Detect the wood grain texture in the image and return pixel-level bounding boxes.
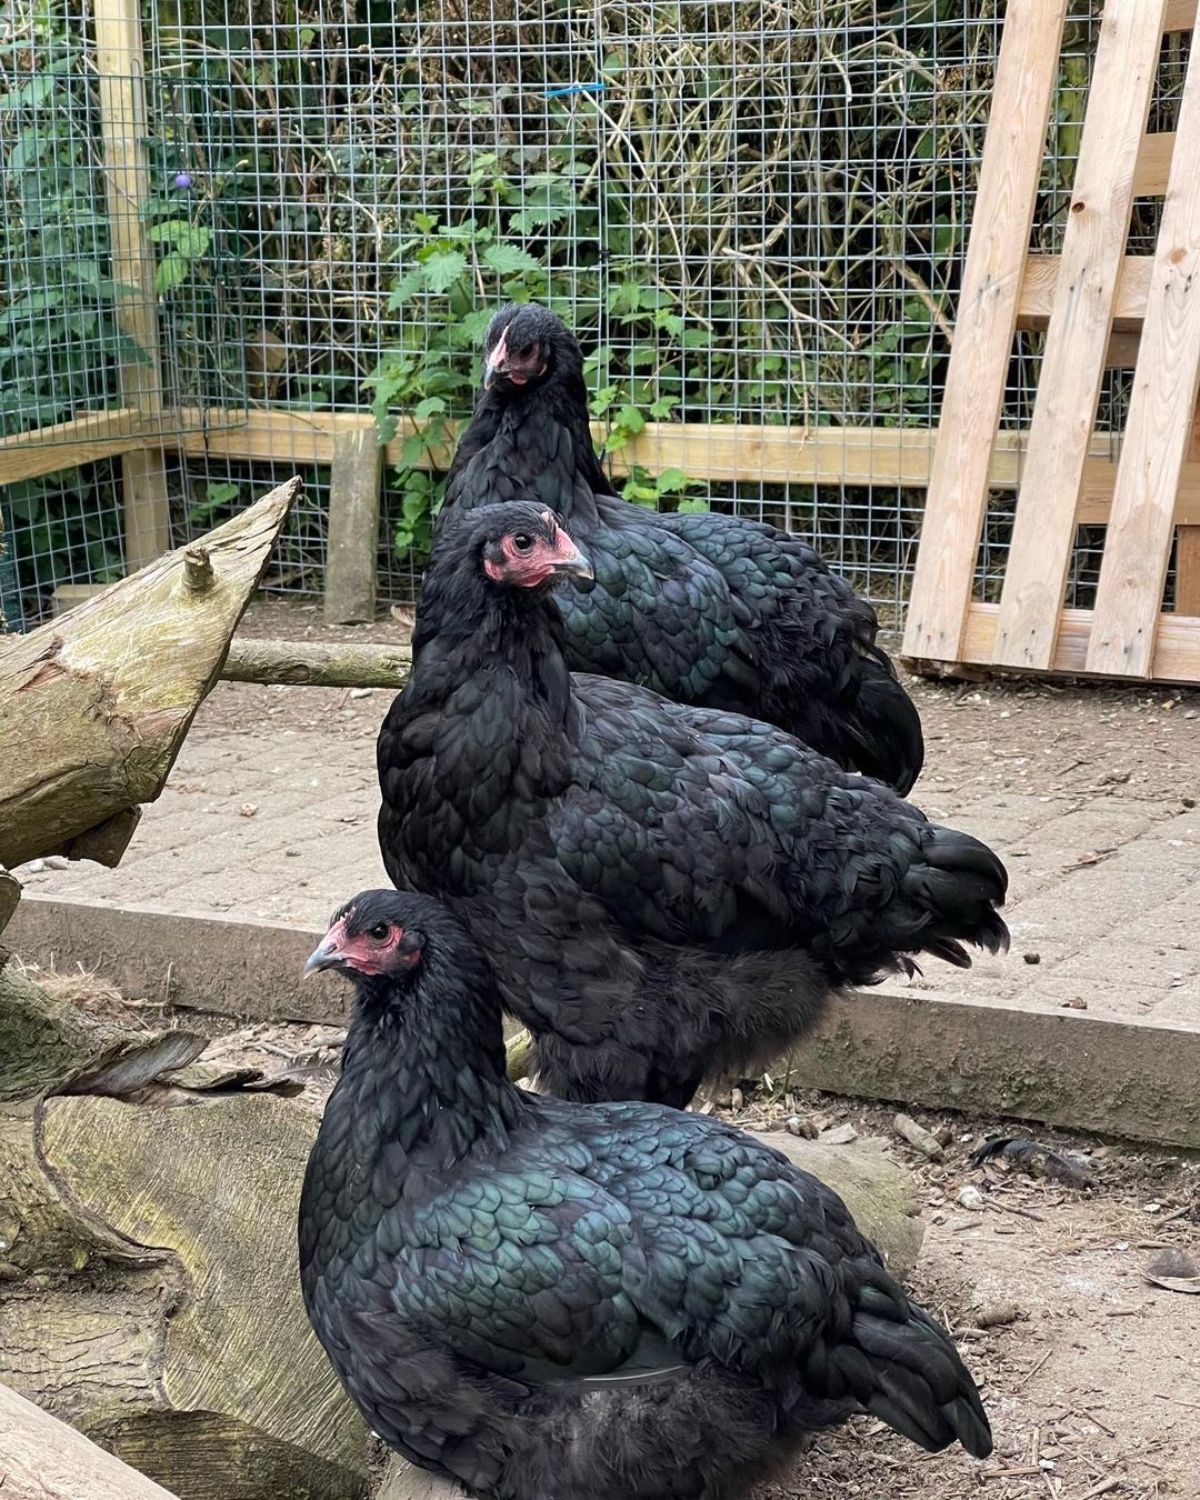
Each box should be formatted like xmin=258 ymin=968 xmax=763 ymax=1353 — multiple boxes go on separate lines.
xmin=1134 ymin=131 xmax=1177 ymax=196
xmin=0 ymin=870 xmax=19 ymax=936
xmin=324 ymin=427 xmax=384 ymax=624
xmin=993 ymin=0 xmax=1165 ymax=670
xmin=0 ymin=478 xmax=298 ymax=868
xmin=902 ymin=0 xmax=1069 ymax=664
xmin=93 ymin=0 xmax=171 ymax=567
xmin=41 ymin=1092 xmax=365 ymax=1481
xmin=1087 ymin=41 xmax=1200 ymax=676
xmin=953 ymin=602 xmax=1200 ymax=685
xmin=1164 ymin=0 xmax=1197 ymax=30
xmin=0 ymin=1381 xmax=181 ymax=1500
xmin=222 ymin=636 xmax=412 ymax=688
xmin=1018 ymin=253 xmax=1154 ymax=330
xmin=1175 ymin=527 xmax=1200 ymax=613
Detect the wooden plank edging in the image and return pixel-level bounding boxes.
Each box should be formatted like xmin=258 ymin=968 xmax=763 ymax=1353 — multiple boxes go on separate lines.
xmin=8 ymin=893 xmax=1200 ymax=1148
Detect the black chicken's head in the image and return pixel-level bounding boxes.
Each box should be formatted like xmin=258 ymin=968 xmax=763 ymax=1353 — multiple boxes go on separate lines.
xmin=451 ymin=501 xmax=593 ymax=591
xmin=482 ymin=302 xmax=581 ymax=394
xmin=305 ymin=889 xmax=459 ymax=983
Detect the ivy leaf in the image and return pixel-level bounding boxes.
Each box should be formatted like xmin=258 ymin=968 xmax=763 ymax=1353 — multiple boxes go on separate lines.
xmin=482 ymin=242 xmax=542 ymax=276
xmin=421 ymin=249 xmax=468 ymax=293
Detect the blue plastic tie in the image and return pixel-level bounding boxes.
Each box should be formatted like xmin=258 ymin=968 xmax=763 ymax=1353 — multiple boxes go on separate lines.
xmin=542 ymin=82 xmax=606 ymax=99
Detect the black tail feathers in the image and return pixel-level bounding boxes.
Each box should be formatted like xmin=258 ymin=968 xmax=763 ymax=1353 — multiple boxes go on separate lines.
xmin=810 ymin=1270 xmax=993 ymax=1460
xmin=847 ymin=653 xmax=925 ymax=796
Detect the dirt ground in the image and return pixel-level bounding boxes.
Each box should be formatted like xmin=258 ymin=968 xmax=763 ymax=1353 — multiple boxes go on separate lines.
xmin=223 ymin=598 xmax=1200 ymax=812
xmin=23 ymin=596 xmax=1199 ymax=1497
xmin=36 ymin=969 xmax=1200 ymax=1500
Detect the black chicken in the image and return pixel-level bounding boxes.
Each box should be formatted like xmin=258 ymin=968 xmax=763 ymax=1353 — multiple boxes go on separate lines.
xmin=438 ymin=302 xmax=924 ymax=794
xmin=376 ymin=502 xmax=1008 ymax=1107
xmin=300 ymin=888 xmax=992 ymax=1500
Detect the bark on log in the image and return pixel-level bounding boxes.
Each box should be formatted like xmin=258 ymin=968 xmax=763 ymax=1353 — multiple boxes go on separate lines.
xmin=0 ymin=1380 xmax=182 ymax=1500
xmin=1 ymin=870 xmax=20 ymax=936
xmin=0 ymin=952 xmax=369 ymax=1500
xmin=0 ymin=477 xmax=301 ymax=870
xmin=375 ymin=1130 xmax=924 ymax=1500
xmin=221 ymin=636 xmax=411 ymax=688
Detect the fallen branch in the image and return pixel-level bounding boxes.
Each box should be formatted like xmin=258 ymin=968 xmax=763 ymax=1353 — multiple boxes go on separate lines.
xmin=221 ymin=636 xmax=411 ymax=689
xmin=0 ymin=952 xmax=367 ymax=1499
xmin=0 ymin=1381 xmax=181 ymax=1500
xmin=0 ymin=478 xmax=301 ymax=870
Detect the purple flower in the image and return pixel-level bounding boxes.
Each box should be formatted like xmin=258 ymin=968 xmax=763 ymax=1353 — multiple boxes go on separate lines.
xmin=174 ymin=172 xmax=193 ymax=190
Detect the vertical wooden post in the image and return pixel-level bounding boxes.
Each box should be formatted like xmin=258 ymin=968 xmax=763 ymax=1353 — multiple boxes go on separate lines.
xmin=94 ymin=0 xmax=173 ymax=569
xmin=991 ymin=0 xmax=1165 ymax=670
xmin=1087 ymin=39 xmax=1200 ymax=675
xmin=1177 ymin=405 xmax=1200 ymax=614
xmin=901 ymin=0 xmax=1069 ymax=665
xmin=323 ymin=427 xmax=384 ymax=623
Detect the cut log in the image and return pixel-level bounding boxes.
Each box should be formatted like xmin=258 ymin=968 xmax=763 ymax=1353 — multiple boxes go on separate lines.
xmin=221 ymin=635 xmax=411 ymax=688
xmin=0 ymin=870 xmax=19 ymax=936
xmin=0 ymin=1380 xmax=181 ymax=1500
xmin=375 ymin=1129 xmax=925 ymax=1500
xmin=0 ymin=477 xmax=301 ymax=870
xmin=0 ymin=952 xmax=369 ymax=1500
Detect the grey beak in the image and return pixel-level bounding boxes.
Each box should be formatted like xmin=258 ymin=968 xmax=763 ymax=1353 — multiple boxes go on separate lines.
xmin=304 ymin=941 xmax=342 ymax=976
xmin=550 ymin=536 xmax=594 ymax=582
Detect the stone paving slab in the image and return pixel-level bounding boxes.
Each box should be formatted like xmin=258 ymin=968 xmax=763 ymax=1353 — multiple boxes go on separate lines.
xmin=9 ymin=685 xmax=1200 ymax=1032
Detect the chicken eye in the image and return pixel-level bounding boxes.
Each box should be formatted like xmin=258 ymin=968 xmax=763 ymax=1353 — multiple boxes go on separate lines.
xmin=368 ymin=922 xmax=390 ymax=940
xmin=511 ymin=534 xmax=534 ymax=553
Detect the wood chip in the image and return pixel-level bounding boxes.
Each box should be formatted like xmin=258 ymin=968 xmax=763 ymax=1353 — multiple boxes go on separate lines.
xmin=893 ymin=1112 xmax=944 ymax=1159
xmin=1077 ymin=1479 xmax=1121 ymax=1500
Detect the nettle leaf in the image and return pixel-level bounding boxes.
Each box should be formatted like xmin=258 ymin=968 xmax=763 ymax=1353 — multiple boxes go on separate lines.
xmin=654 ymin=467 xmax=689 ymax=495
xmin=413 ymin=395 xmax=446 ymax=421
xmin=387 ymin=267 xmax=427 ymax=310
xmin=421 ymin=249 xmax=468 ymax=293
xmin=614 ymin=404 xmax=646 ymax=435
xmin=482 ymin=242 xmax=542 ymax=276
xmin=148 ymin=219 xmax=192 ymax=246
xmin=154 ymin=252 xmax=189 ymax=296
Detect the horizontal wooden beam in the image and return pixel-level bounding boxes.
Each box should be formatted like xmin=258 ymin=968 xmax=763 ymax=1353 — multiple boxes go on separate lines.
xmin=1134 ymin=131 xmax=1176 ymax=196
xmin=788 ymin=985 xmax=1200 ymax=1151
xmin=909 ymin=601 xmax=1200 ymax=685
xmin=12 ymin=892 xmax=1200 ymax=1147
xmin=1164 ymin=0 xmax=1196 ymax=30
xmin=1018 ymin=254 xmax=1153 ymax=331
xmin=5 ymin=406 xmax=1200 ymax=527
xmin=0 ymin=408 xmax=155 ymax=486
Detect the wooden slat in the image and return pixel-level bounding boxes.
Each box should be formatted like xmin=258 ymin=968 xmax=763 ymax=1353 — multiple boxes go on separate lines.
xmin=1077 ymin=455 xmax=1200 ymax=524
xmin=993 ymin=0 xmax=1165 ymax=671
xmin=1164 ymin=0 xmax=1196 ymax=30
xmin=323 ymin=426 xmax=383 ymax=624
xmin=1018 ymin=253 xmax=1153 ymax=329
xmin=94 ymin=0 xmax=172 ymax=568
xmin=1176 ymin=528 xmax=1200 ymax=613
xmin=8 ymin=406 xmax=1200 ymax=521
xmin=902 ymin=0 xmax=1069 ymax=664
xmin=1087 ymin=42 xmax=1200 ymax=676
xmin=949 ymin=602 xmax=1200 ymax=685
xmin=1134 ymin=132 xmax=1177 ymax=196
xmin=0 ymin=409 xmax=151 ymax=486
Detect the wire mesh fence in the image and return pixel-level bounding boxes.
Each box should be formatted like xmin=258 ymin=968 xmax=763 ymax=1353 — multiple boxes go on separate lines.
xmin=0 ymin=1 xmax=1186 ymax=629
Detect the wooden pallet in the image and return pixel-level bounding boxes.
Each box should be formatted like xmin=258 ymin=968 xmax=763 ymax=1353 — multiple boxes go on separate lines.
xmin=902 ymin=0 xmax=1200 ymax=685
